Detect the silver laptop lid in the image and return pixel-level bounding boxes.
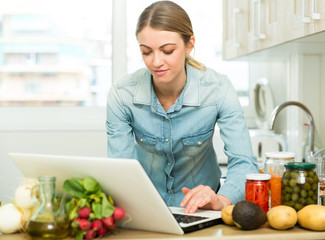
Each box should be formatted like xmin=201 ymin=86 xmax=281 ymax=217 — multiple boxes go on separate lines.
xmin=8 ymin=153 xmax=184 ymax=235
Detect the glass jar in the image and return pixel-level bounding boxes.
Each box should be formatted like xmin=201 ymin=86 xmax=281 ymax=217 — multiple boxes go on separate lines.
xmin=26 ymin=176 xmax=70 ymax=239
xmin=245 ymin=173 xmax=271 ymax=213
xmin=264 ymin=152 xmax=295 ymax=208
xmin=281 ymin=162 xmax=319 ymax=211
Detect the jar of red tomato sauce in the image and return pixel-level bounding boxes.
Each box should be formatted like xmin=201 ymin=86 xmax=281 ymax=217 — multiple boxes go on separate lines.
xmin=245 ymin=173 xmax=271 ymax=213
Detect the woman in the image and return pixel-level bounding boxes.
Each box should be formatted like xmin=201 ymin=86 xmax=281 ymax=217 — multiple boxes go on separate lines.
xmin=106 ymin=0 xmax=258 ymax=213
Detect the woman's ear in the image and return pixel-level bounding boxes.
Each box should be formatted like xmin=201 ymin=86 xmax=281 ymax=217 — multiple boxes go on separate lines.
xmin=185 ymin=36 xmax=195 ymax=55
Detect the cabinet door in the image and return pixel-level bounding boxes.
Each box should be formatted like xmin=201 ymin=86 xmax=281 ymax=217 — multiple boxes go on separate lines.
xmin=222 ymin=0 xmax=249 ymax=60
xmin=247 ymin=0 xmax=286 ymax=52
xmin=313 ymin=0 xmax=325 ymax=33
xmin=289 ymin=0 xmax=315 ymax=39
xmin=265 ymin=0 xmax=288 ymax=47
xmin=247 ymin=0 xmax=266 ymax=53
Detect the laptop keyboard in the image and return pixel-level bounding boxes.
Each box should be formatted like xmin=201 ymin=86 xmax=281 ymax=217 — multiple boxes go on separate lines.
xmin=173 ymin=213 xmax=208 ymax=224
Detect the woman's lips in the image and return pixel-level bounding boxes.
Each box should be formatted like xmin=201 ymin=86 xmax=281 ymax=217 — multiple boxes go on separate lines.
xmin=154 ymin=69 xmax=168 ymax=76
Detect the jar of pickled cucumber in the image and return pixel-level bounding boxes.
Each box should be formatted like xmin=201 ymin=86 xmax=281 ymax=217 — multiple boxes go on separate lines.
xmin=281 ymin=162 xmax=319 ymax=211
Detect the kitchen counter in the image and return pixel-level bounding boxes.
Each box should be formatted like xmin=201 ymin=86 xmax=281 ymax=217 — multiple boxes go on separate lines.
xmin=2 ymin=223 xmax=325 ymax=240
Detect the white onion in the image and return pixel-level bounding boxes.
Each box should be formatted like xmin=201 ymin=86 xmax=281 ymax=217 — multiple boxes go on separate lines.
xmin=15 ymin=178 xmax=38 ymax=209
xmin=0 ymin=203 xmax=22 ymax=234
xmin=15 ymin=185 xmax=33 ymax=209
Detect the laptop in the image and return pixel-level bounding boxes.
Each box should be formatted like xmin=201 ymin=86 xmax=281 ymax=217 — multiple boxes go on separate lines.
xmin=8 ymin=153 xmax=222 ymax=235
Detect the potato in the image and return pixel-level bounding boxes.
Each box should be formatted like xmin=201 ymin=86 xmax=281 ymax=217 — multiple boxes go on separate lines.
xmin=221 ymin=205 xmax=235 ymax=225
xmin=267 ymin=205 xmax=297 ymax=230
xmin=298 ymin=204 xmax=325 ymax=231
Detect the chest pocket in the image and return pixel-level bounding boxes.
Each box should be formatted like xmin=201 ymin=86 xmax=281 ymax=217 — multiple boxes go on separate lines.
xmin=134 ymin=130 xmax=157 ymax=153
xmin=182 ymin=129 xmax=214 ymax=157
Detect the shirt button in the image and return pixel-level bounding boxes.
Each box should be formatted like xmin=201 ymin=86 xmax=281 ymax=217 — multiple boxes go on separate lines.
xmin=166 ymin=154 xmax=170 ymax=157
xmin=168 ymin=162 xmax=171 ymax=166
xmin=165 ymin=116 xmax=168 ymax=120
xmin=168 ymin=190 xmax=172 ymax=194
xmin=198 ymin=141 xmax=202 ymax=145
xmin=140 ymin=138 xmax=143 ymax=142
xmin=165 ymin=139 xmax=168 ymax=142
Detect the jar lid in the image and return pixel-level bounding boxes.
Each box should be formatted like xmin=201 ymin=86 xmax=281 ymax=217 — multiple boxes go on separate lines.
xmin=285 ymin=162 xmax=316 ymax=169
xmin=265 ymin=152 xmax=295 ymax=159
xmin=246 ymin=173 xmax=271 ymax=180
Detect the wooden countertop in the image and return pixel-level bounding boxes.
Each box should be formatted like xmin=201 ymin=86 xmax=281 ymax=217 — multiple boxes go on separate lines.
xmin=1 ymin=223 xmax=325 ymax=240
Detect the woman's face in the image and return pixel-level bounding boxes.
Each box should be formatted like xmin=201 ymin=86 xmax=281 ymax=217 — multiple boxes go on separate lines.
xmin=137 ymin=26 xmax=194 ymax=86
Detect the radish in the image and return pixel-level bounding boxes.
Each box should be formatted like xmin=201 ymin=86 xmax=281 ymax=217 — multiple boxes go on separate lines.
xmin=113 ymin=206 xmax=125 ymax=221
xmin=85 ymin=229 xmax=96 ymax=240
xmin=102 ymin=216 xmax=115 ymax=230
xmin=91 ymin=219 xmax=103 ymax=231
xmin=78 ymin=206 xmax=91 ymax=219
xmin=77 ymin=219 xmax=91 ymax=231
xmin=97 ymin=226 xmax=107 ymax=237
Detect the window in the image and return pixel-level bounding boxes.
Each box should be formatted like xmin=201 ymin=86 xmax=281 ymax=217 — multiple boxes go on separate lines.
xmin=0 ymin=0 xmax=112 ymax=107
xmin=0 ymin=0 xmax=251 ymax=131
xmin=0 ymin=0 xmax=249 ymax=108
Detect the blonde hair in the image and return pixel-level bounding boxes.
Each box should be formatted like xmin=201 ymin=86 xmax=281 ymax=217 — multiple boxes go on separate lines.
xmin=136 ymin=0 xmax=206 ymax=71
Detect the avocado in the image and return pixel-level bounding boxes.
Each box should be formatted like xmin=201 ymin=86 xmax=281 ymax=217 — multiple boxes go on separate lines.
xmin=232 ymin=200 xmax=267 ymax=230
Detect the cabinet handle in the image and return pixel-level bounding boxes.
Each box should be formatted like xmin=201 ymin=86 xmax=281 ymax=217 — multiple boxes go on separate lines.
xmin=312 ymin=0 xmax=320 ymax=20
xmin=302 ymin=0 xmax=311 ymax=22
xmin=253 ymin=0 xmax=266 ymax=40
xmin=233 ymin=8 xmax=240 ymax=48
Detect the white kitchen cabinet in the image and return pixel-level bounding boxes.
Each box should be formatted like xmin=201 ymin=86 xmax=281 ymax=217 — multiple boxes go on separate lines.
xmin=223 ymin=0 xmax=285 ymax=59
xmin=222 ymin=0 xmax=249 ymax=59
xmin=274 ymin=0 xmax=325 ymax=41
xmin=223 ymin=0 xmax=325 ymax=60
xmin=289 ymin=0 xmax=315 ymax=40
xmin=313 ymin=0 xmax=325 ymax=33
xmin=247 ymin=0 xmax=284 ymax=53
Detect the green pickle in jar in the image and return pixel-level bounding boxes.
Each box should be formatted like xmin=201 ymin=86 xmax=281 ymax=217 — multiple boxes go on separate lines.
xmin=281 ymin=162 xmax=319 ymax=211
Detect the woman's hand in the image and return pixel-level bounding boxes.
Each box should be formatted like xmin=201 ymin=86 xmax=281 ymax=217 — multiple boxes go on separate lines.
xmin=180 ymin=185 xmax=232 ymax=213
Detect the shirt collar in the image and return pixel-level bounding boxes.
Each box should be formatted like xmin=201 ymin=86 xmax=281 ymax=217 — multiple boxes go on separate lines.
xmin=133 ymin=64 xmax=200 ymax=106
xmin=133 ymin=70 xmax=152 ymax=105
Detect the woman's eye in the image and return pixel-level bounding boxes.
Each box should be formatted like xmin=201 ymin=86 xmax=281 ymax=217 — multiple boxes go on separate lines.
xmin=164 ymin=50 xmax=174 ymax=55
xmin=142 ymin=51 xmax=152 ymax=56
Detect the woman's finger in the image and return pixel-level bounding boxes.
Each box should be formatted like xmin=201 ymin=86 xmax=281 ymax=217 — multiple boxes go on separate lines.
xmin=183 ymin=186 xmax=212 ymax=213
xmin=185 ymin=192 xmax=210 ymax=213
xmin=180 ymin=185 xmax=204 ymax=208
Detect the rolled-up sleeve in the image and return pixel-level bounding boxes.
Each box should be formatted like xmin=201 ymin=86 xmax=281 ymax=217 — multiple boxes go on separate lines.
xmin=216 ymin=75 xmax=259 ymax=204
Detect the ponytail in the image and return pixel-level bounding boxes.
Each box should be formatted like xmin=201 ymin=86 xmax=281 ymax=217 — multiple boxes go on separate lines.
xmin=185 ymin=55 xmax=206 ymax=71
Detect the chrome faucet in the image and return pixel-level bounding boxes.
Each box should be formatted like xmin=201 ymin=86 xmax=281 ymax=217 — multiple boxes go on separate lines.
xmin=269 ymin=101 xmax=315 ymax=161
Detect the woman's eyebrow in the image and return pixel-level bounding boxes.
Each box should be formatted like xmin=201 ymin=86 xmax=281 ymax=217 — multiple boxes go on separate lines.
xmin=139 ymin=43 xmax=177 ymax=49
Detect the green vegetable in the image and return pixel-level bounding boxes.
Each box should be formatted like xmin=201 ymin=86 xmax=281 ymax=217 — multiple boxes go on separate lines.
xmin=63 ymin=176 xmax=115 ymax=240
xmin=282 ymin=167 xmax=319 ymax=211
xmin=63 ymin=177 xmax=115 ymax=220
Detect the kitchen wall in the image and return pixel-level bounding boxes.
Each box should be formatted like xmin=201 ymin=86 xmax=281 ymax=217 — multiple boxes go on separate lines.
xmin=249 ymin=48 xmax=325 ymax=162
xmin=0 ymin=107 xmax=108 ymax=203
xmin=0 ymin=130 xmax=107 ymax=203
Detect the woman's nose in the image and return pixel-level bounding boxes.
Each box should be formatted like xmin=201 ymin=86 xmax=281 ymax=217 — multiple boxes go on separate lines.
xmin=152 ymin=53 xmax=163 ymax=67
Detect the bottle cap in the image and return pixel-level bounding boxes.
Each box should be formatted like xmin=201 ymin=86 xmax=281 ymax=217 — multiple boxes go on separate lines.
xmin=265 ymin=152 xmax=295 ymax=159
xmin=246 ymin=173 xmax=271 ymax=180
xmin=285 ymin=162 xmax=316 ymax=169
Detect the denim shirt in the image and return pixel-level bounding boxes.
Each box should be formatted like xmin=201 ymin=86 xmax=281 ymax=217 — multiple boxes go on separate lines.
xmin=106 ymin=64 xmax=258 ymax=207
